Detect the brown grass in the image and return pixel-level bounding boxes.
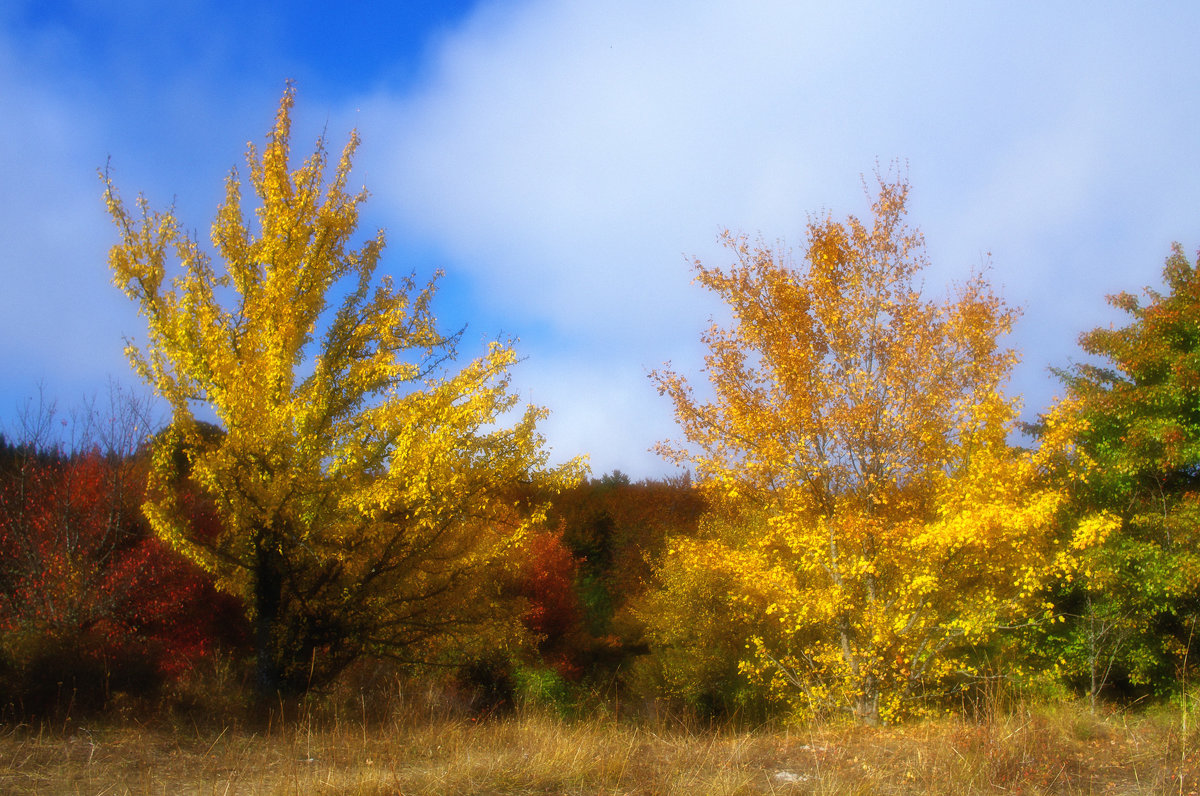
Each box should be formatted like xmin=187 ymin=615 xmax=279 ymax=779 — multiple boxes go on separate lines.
xmin=0 ymin=700 xmax=1196 ymax=795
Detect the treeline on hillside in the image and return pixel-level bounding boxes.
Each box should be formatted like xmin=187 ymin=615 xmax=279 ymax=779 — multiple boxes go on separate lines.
xmin=6 ymin=220 xmax=1199 ymax=723
xmin=2 ymin=284 xmax=1198 ymax=723
xmin=0 ymin=399 xmax=709 ymax=718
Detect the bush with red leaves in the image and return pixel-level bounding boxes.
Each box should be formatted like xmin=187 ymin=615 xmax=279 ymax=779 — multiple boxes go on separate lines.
xmin=0 ymin=395 xmax=243 ymax=715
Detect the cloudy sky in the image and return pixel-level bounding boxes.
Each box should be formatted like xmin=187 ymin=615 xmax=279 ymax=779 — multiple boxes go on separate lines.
xmin=3 ymin=1 xmax=1199 ymax=478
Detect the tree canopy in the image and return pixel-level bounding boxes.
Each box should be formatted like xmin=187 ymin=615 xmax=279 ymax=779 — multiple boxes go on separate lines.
xmin=652 ymin=174 xmax=1066 ymax=723
xmin=1040 ymin=242 xmax=1200 ymax=699
xmin=103 ymin=86 xmax=579 ymax=695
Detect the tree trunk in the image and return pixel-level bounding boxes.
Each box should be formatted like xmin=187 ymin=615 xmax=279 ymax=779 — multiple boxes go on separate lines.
xmin=857 ymin=677 xmax=881 ymax=726
xmin=254 ymin=535 xmax=284 ymax=698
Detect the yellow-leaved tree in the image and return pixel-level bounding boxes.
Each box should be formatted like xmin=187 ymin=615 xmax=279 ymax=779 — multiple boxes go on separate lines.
xmin=104 ymin=86 xmax=580 ymax=695
xmin=652 ymin=174 xmax=1066 ymax=724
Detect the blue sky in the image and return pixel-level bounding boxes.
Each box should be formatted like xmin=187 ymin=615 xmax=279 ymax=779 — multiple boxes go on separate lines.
xmin=3 ymin=1 xmax=1200 ymax=478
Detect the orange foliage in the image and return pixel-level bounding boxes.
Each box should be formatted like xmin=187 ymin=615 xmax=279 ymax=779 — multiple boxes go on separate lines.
xmin=652 ymin=173 xmax=1065 ymax=723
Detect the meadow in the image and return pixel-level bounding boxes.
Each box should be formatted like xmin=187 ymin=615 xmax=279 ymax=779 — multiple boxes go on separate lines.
xmin=1 ymin=680 xmax=1196 ymax=795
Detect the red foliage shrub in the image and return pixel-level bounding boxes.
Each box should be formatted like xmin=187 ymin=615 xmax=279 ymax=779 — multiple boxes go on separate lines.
xmin=0 ymin=429 xmax=243 ymax=712
xmin=518 ymin=530 xmax=582 ymax=650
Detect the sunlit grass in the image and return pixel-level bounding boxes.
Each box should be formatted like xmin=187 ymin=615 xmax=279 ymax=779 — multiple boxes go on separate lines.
xmin=1 ymin=695 xmax=1196 ymax=795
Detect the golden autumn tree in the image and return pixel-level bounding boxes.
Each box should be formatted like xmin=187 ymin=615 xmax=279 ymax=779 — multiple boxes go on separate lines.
xmin=103 ymin=86 xmax=579 ymax=695
xmin=652 ymin=174 xmax=1066 ymax=724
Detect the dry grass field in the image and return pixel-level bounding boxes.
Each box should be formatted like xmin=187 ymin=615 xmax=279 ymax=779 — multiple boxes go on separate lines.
xmin=1 ymin=695 xmax=1197 ymax=795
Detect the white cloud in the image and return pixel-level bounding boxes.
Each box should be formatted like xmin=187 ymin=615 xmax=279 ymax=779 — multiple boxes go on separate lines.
xmin=509 ymin=352 xmax=682 ymax=479
xmin=349 ymin=0 xmax=1200 ymax=476
xmin=5 ymin=0 xmax=1200 ymax=479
